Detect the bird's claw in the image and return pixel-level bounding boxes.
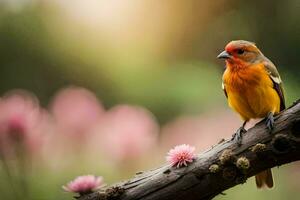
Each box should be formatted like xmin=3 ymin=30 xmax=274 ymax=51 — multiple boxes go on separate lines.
xmin=232 ymin=126 xmax=247 ymax=146
xmin=266 ymin=112 xmax=274 ymax=133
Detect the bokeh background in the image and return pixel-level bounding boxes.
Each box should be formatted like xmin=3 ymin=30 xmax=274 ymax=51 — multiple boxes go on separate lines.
xmin=0 ymin=0 xmax=299 ymax=200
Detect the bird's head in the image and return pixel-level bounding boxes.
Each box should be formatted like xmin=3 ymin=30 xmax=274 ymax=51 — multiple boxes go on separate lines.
xmin=217 ymin=40 xmax=264 ymax=66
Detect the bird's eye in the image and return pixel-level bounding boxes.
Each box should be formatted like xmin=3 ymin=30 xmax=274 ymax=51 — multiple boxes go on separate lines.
xmin=237 ymin=49 xmax=245 ymax=55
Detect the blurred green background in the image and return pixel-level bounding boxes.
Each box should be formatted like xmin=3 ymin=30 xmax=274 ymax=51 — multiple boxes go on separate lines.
xmin=0 ymin=0 xmax=299 ymax=200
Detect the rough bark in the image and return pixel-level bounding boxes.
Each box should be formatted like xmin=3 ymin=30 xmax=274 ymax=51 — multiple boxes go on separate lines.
xmin=78 ymin=100 xmax=300 ymax=200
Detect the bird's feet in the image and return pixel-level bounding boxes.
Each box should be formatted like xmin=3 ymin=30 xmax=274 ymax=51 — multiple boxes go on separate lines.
xmin=265 ymin=112 xmax=274 ymax=133
xmin=231 ymin=126 xmax=247 ymax=146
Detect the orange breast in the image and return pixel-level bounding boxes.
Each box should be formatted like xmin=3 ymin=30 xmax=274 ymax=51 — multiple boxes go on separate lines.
xmin=223 ymin=63 xmax=281 ymax=120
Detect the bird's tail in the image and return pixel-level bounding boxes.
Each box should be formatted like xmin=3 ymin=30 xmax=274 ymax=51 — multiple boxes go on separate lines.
xmin=255 ymin=169 xmax=274 ymax=189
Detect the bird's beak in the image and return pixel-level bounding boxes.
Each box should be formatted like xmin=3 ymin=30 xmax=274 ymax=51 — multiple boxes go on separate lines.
xmin=217 ymin=51 xmax=231 ymax=59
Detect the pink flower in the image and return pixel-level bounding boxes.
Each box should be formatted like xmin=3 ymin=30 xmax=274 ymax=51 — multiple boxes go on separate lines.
xmin=0 ymin=90 xmax=40 ymax=136
xmin=50 ymin=86 xmax=105 ymax=136
xmin=95 ymin=105 xmax=159 ymax=162
xmin=0 ymin=90 xmax=44 ymax=157
xmin=63 ymin=175 xmax=103 ymax=194
xmin=166 ymin=144 xmax=196 ymax=168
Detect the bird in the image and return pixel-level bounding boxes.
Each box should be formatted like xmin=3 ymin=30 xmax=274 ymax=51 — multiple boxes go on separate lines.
xmin=217 ymin=40 xmax=285 ymax=189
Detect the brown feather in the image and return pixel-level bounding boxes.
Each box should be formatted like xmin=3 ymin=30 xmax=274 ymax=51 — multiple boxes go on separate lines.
xmin=271 ymin=79 xmax=285 ymax=111
xmin=255 ymin=169 xmax=274 ymax=189
xmin=263 ymin=61 xmax=285 ymax=111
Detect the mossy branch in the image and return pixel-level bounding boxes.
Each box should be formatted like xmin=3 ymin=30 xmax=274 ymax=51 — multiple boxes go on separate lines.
xmin=77 ymin=100 xmax=300 ymax=200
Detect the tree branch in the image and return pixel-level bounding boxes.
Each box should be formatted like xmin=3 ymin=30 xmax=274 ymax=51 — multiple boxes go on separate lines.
xmin=78 ymin=100 xmax=300 ymax=200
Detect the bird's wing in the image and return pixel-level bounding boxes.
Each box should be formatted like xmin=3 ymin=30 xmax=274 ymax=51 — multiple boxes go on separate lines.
xmin=263 ymin=60 xmax=286 ymax=111
xmin=222 ymin=81 xmax=228 ymax=98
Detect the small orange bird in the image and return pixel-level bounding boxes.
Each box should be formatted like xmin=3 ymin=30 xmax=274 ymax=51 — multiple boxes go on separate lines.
xmin=217 ymin=40 xmax=285 ymax=189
